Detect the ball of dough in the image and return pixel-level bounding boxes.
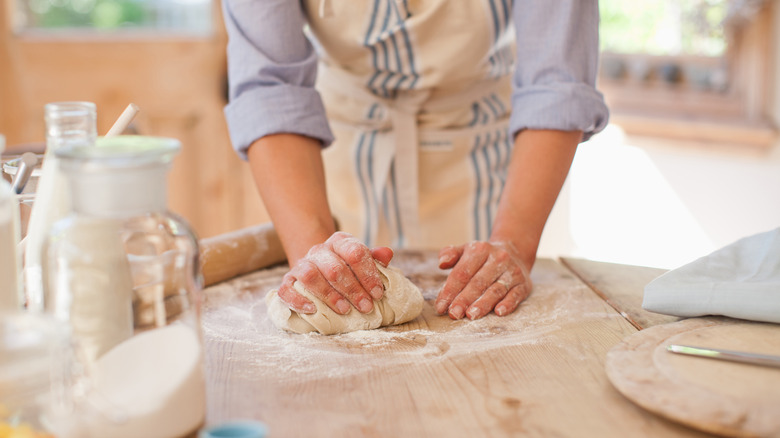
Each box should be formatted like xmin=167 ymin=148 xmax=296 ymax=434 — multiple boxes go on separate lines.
xmin=265 ymin=263 xmax=424 ymax=335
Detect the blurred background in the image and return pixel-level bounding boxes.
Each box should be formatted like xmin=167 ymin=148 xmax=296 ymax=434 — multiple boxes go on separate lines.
xmin=0 ymin=0 xmax=778 ymax=269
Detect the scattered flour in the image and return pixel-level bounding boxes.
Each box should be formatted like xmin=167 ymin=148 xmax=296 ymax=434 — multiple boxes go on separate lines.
xmin=199 ymin=260 xmax=589 ymax=381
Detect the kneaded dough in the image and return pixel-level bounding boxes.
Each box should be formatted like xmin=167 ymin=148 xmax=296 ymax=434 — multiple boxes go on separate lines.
xmin=265 ymin=263 xmax=423 ymax=335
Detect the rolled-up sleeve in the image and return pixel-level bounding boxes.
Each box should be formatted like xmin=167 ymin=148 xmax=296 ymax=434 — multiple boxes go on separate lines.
xmin=223 ymin=0 xmax=334 ymax=160
xmin=510 ymin=0 xmax=609 ymax=141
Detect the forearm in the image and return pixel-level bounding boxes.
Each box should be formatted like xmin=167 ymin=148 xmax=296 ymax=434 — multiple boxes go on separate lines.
xmin=490 ymin=129 xmax=582 ymax=268
xmin=247 ymin=134 xmax=336 ymax=266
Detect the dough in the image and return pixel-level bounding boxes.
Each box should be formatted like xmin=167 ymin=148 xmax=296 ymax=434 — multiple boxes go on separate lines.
xmin=265 ymin=263 xmax=423 ymax=335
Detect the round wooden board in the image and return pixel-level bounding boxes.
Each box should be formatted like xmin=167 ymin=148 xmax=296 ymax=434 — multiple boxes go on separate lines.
xmin=605 ymin=317 xmax=780 ymax=438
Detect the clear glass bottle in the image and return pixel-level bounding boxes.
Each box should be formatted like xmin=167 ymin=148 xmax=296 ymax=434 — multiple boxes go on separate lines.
xmin=0 ymin=134 xmax=22 ymax=310
xmin=42 ymin=136 xmax=205 ymax=438
xmin=0 ymin=311 xmax=79 ymax=438
xmin=25 ymin=102 xmax=97 ymax=311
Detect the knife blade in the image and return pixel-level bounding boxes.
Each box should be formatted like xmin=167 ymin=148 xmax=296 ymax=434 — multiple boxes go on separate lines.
xmin=667 ymin=344 xmax=780 ymax=369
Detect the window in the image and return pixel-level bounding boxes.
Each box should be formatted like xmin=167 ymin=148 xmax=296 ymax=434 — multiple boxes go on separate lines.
xmin=15 ymin=0 xmax=212 ymax=35
xmin=601 ymin=0 xmax=728 ymax=57
xmin=598 ymin=0 xmax=776 ymax=149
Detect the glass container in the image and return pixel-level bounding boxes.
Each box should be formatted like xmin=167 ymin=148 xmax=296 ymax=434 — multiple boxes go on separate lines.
xmin=0 ymin=135 xmax=22 ymax=310
xmin=2 ymin=152 xmax=43 ymax=239
xmin=42 ymin=136 xmax=205 ymax=438
xmin=0 ymin=311 xmax=80 ymax=438
xmin=25 ymin=102 xmax=97 ymax=311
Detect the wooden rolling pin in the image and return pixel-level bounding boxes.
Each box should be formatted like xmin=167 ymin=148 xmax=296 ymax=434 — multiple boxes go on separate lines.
xmin=199 ymin=222 xmax=287 ymax=287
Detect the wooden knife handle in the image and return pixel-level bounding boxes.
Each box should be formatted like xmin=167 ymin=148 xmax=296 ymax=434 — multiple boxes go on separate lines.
xmin=199 ymin=222 xmax=287 ymax=287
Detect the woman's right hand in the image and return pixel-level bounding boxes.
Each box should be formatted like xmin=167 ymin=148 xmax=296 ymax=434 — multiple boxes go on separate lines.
xmin=246 ymin=135 xmax=391 ymax=315
xmin=277 ymin=232 xmax=394 ymax=315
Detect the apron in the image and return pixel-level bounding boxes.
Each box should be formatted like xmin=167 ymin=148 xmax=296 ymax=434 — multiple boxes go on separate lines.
xmin=305 ymin=0 xmax=515 ymax=250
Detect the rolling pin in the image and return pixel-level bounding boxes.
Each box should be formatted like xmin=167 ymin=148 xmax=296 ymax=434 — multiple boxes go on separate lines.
xmin=199 ymin=222 xmax=287 ymax=287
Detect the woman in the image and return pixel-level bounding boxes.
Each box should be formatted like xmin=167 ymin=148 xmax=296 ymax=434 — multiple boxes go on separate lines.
xmin=222 ymin=0 xmax=608 ymax=320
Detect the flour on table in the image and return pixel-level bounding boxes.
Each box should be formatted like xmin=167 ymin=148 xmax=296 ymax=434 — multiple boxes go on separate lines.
xmin=201 ymin=257 xmax=581 ymax=381
xmin=265 ymin=263 xmax=424 ymax=335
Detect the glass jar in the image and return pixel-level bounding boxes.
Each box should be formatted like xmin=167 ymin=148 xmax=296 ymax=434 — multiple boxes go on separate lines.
xmin=42 ymin=136 xmax=205 ymax=438
xmin=0 ymin=311 xmax=79 ymax=438
xmin=25 ymin=102 xmax=97 ymax=311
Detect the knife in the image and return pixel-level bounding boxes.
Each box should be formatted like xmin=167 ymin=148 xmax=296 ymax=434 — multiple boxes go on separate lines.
xmin=667 ymin=344 xmax=780 ymax=369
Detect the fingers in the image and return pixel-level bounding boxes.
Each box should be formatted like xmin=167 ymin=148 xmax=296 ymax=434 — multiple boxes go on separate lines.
xmin=438 ymin=244 xmax=463 ymax=269
xmin=434 ymin=242 xmax=490 ymax=315
xmin=464 ymin=279 xmax=510 ymax=320
xmin=279 ymin=232 xmax=387 ymax=316
xmin=277 ymin=273 xmax=316 ymax=314
xmin=291 ymin=258 xmax=355 ymax=314
xmin=436 ymin=241 xmax=532 ymax=320
xmin=445 ymin=263 xmax=505 ymax=319
xmin=495 ymin=279 xmax=532 ymax=317
xmin=328 ymin=233 xmax=385 ymax=301
xmin=370 ymin=246 xmax=394 ymax=267
xmin=311 ymin=245 xmax=376 ymax=313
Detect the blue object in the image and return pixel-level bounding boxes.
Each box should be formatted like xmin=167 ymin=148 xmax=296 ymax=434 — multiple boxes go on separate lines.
xmin=199 ymin=421 xmax=268 ymax=438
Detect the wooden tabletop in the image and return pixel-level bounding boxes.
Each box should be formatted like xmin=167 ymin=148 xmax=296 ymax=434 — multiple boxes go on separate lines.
xmin=201 ymin=251 xmax=716 ymax=437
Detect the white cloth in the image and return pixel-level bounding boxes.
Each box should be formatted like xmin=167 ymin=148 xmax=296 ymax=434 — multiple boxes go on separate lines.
xmin=643 ymin=228 xmax=780 ymax=324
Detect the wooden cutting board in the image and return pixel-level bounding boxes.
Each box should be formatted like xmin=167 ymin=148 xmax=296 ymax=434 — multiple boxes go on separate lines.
xmin=606 ymin=317 xmax=780 ymax=438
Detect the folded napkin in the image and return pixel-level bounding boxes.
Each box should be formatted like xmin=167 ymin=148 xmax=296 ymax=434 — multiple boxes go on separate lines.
xmin=643 ymin=227 xmax=780 ymax=324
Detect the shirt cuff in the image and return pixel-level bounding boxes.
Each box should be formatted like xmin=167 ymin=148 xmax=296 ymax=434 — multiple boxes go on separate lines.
xmin=509 ymin=83 xmax=609 ymax=142
xmin=224 ymin=83 xmax=335 ymax=160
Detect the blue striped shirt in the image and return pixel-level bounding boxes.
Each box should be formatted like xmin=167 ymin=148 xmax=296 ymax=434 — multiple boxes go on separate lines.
xmin=223 ymin=0 xmax=609 ymax=160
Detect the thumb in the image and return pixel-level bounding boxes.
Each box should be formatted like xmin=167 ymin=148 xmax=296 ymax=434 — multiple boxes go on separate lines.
xmin=370 ymin=246 xmax=394 ymax=267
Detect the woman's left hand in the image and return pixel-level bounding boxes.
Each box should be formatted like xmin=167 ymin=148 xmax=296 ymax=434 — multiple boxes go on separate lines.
xmin=434 ymin=241 xmax=533 ymax=320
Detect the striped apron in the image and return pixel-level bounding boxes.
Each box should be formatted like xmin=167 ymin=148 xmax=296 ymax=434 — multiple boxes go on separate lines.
xmin=307 ymin=0 xmax=515 ymax=250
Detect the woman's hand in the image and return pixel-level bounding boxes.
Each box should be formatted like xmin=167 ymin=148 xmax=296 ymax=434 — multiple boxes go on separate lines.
xmin=433 ymin=129 xmax=581 ymax=320
xmin=246 ymin=136 xmax=393 ymax=316
xmin=277 ymin=232 xmax=394 ymax=315
xmin=434 ymin=240 xmax=532 ymax=320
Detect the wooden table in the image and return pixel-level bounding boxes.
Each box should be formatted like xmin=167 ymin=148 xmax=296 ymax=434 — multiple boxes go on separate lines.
xmin=201 ymin=251 xmax=716 ymax=437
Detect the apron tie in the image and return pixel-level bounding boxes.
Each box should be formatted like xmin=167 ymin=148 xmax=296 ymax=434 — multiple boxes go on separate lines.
xmin=318 ymin=64 xmax=509 ymax=248
xmin=386 ymin=91 xmax=430 ymax=247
